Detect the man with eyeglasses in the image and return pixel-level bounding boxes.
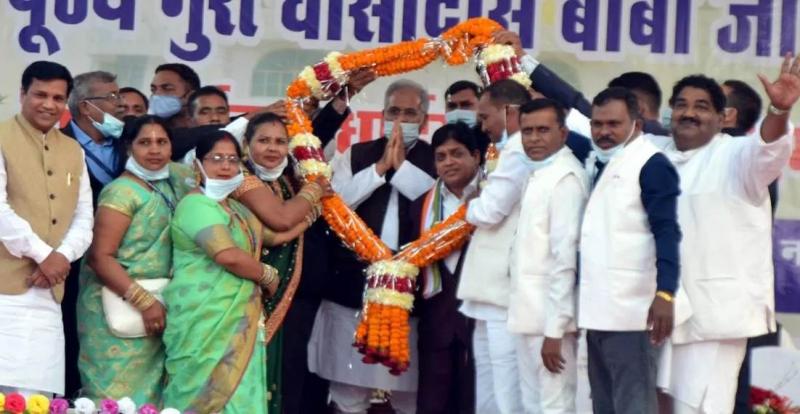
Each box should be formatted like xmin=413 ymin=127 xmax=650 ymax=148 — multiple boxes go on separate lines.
xmin=63 ymin=71 xmax=126 ymax=205
xmin=60 ymin=70 xmax=127 ymax=399
xmin=309 ymin=79 xmax=436 ymax=414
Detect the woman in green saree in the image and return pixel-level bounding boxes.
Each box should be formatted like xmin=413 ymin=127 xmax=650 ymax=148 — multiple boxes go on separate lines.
xmin=77 ymin=116 xmax=193 ymax=405
xmin=236 ymin=112 xmax=326 ymax=413
xmin=162 ymin=131 xmax=281 ymax=414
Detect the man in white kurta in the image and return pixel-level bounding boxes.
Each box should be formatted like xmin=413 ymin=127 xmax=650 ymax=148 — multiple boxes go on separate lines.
xmin=308 ymin=79 xmax=435 ymax=414
xmin=0 ymin=61 xmax=93 ymax=397
xmin=653 ymin=57 xmax=800 ymax=413
xmin=458 ymin=79 xmax=533 ymax=414
xmin=508 ymin=99 xmax=588 ymax=413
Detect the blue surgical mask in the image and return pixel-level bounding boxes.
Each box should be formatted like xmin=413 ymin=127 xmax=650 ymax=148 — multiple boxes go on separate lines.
xmin=86 ymin=101 xmax=124 ymax=139
xmin=125 ymin=157 xmax=169 ymax=181
xmin=148 ymin=95 xmax=183 ymax=118
xmin=496 ymin=129 xmax=510 ymax=151
xmin=384 ymin=121 xmax=420 ymax=147
xmin=195 ymin=160 xmax=244 ymax=201
xmin=445 ymin=109 xmax=477 ymax=128
xmin=591 ymin=124 xmax=637 ymax=164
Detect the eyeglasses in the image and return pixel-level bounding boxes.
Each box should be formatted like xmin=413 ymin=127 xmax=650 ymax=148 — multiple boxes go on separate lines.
xmin=203 ymin=154 xmax=241 ymax=165
xmin=85 ymin=92 xmax=122 ymax=103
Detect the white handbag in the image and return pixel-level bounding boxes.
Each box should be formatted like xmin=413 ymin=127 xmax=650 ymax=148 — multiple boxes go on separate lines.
xmin=102 ymin=278 xmax=170 ymax=338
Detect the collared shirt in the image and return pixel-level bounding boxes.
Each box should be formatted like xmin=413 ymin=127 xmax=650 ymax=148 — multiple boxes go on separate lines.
xmin=434 ymin=174 xmax=480 ymax=273
xmin=0 ymin=141 xmax=93 ymax=264
xmin=331 ymin=142 xmax=435 ymax=250
xmin=592 ymin=151 xmax=682 ymax=294
xmin=71 ymin=121 xmax=117 ymax=185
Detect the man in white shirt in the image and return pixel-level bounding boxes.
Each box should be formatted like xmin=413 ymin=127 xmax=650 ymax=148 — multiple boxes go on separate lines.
xmin=581 ymin=87 xmax=681 ymax=414
xmin=412 ymin=122 xmax=481 ymax=414
xmin=308 ymin=79 xmax=436 ymax=414
xmin=0 ymin=61 xmax=93 ymax=397
xmin=654 ymin=56 xmax=800 ymax=414
xmin=508 ymin=99 xmax=588 ymax=413
xmin=457 ymin=79 xmax=531 ymax=414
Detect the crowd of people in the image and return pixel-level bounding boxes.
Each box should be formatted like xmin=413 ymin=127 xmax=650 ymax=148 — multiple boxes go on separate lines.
xmin=0 ymin=28 xmax=798 ymax=414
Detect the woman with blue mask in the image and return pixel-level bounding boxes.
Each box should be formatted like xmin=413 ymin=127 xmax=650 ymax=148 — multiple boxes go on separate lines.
xmin=162 ymin=131 xmax=276 ymax=413
xmin=76 ymin=115 xmax=194 ymax=405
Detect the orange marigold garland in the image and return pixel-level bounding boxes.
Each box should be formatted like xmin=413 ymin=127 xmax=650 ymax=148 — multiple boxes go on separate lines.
xmin=283 ymin=17 xmax=507 ymax=375
xmin=321 ymin=195 xmax=392 ymax=262
xmin=395 ymin=204 xmax=474 ymax=266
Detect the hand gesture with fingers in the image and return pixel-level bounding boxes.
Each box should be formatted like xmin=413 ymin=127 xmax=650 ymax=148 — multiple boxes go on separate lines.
xmin=758 ymin=53 xmax=800 ymax=113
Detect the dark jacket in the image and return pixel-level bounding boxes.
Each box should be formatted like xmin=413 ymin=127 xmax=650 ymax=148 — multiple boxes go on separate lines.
xmin=61 ymin=123 xmax=126 ymax=209
xmin=324 ymin=138 xmax=435 ymax=309
xmin=408 ymin=193 xmax=472 ymax=350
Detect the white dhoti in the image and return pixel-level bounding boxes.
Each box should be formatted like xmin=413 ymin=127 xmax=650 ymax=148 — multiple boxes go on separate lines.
xmin=657 ymin=339 xmax=747 ymax=414
xmin=0 ymin=288 xmax=65 ymax=395
xmin=308 ymin=300 xmax=418 ymax=413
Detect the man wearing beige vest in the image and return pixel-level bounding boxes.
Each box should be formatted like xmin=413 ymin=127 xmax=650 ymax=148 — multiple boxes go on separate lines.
xmin=0 ymin=61 xmax=93 ymax=397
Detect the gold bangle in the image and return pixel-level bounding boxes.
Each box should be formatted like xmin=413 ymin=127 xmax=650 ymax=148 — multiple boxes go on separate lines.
xmin=126 ymin=283 xmax=157 ymax=311
xmin=656 ymin=291 xmax=674 ymax=302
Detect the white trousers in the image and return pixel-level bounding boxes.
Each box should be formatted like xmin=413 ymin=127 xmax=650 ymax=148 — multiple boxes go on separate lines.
xmin=658 ymin=339 xmax=747 ymax=414
xmin=516 ymin=333 xmax=578 ymax=414
xmin=329 ymin=381 xmax=416 ymax=414
xmin=473 ymin=319 xmax=523 ymax=414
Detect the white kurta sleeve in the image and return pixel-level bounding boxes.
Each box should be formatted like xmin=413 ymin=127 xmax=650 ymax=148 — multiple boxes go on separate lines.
xmin=55 ymin=160 xmax=94 ymax=262
xmin=543 ymin=173 xmax=585 ymax=339
xmin=0 ymin=143 xmax=56 ymax=264
xmin=735 ymin=131 xmax=793 ymax=204
xmin=467 ymin=150 xmax=531 ymax=227
xmin=223 ymin=117 xmax=250 ymax=146
xmin=389 ymin=160 xmax=435 ymax=200
xmin=330 ymin=147 xmax=386 ymax=208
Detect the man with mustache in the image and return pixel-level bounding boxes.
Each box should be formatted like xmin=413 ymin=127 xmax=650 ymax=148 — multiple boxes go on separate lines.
xmin=508 ymin=98 xmax=588 ymax=413
xmin=653 ymin=57 xmax=800 ymax=414
xmin=0 ymin=61 xmax=93 ymax=398
xmin=580 ymin=87 xmax=681 ymax=414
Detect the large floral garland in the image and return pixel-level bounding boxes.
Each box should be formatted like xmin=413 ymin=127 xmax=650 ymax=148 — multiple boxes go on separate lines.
xmin=284 ymin=17 xmax=524 ymax=375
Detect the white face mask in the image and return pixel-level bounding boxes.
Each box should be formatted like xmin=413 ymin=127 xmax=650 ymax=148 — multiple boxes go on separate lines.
xmin=195 ymin=159 xmax=244 ymax=201
xmin=125 ymin=156 xmax=169 ymax=181
xmin=591 ymin=123 xmax=638 ymax=164
xmin=519 ymin=148 xmax=560 ymax=171
xmin=252 ymin=157 xmax=288 ymax=182
xmin=445 ymin=109 xmax=477 ymax=128
xmin=384 ymin=121 xmax=420 ymax=147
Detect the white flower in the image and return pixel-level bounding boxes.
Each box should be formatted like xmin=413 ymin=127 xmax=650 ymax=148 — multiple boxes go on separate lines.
xmin=117 ymin=397 xmax=137 ymax=414
xmin=74 ymin=397 xmax=97 ymax=414
xmin=160 ymin=408 xmax=181 ymax=414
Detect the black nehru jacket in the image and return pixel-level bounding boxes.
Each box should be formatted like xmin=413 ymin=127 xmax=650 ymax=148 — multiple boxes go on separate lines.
xmin=324 ymin=137 xmax=435 ymax=309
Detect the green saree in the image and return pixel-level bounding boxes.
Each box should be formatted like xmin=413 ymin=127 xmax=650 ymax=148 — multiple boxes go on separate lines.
xmin=163 ymin=193 xmax=267 ymax=414
xmin=259 ymin=176 xmax=304 ymax=413
xmin=76 ymin=163 xmax=193 ymax=405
